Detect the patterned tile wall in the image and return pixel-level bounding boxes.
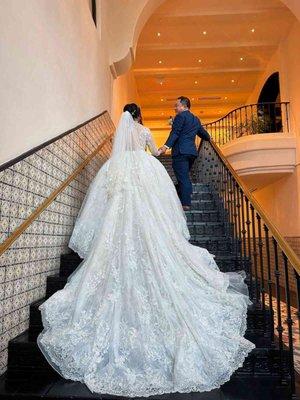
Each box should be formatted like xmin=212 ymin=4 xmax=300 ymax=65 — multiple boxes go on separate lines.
xmin=0 ymin=111 xmax=115 ymax=374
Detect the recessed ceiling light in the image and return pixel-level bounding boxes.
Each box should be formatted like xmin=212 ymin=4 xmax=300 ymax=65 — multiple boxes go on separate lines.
xmin=224 ymin=96 xmax=228 ymax=100
xmin=198 ymin=59 xmax=202 ymax=63
xmin=157 ymin=32 xmax=161 ymax=37
xmin=251 ymin=28 xmax=255 ymax=33
xmin=158 ymin=60 xmax=163 ymax=64
xmin=240 ymin=57 xmax=244 ymax=61
xmin=231 ymin=79 xmax=235 ymax=83
xmin=159 ymin=81 xmax=163 ymax=85
xmin=194 ymin=80 xmax=198 ymax=84
xmin=203 ymin=31 xmax=207 ymax=35
xmin=192 ymin=97 xmax=195 ymax=101
xmin=160 ymin=98 xmax=164 ymax=102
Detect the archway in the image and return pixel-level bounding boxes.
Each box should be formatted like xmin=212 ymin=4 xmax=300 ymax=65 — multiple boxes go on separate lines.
xmin=110 ymin=0 xmax=300 ymax=77
xmin=257 ymin=72 xmax=282 ymax=133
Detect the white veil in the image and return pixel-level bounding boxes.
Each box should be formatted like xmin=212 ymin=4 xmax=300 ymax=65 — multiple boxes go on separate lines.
xmin=105 ymin=110 xmax=144 ymax=198
xmin=110 ymin=110 xmax=142 ymax=156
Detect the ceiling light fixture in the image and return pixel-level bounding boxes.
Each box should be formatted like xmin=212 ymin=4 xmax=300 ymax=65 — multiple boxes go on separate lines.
xmin=203 ymin=31 xmax=207 ymax=35
xmin=231 ymin=79 xmax=235 ymax=83
xmin=157 ymin=32 xmax=161 ymax=37
xmin=240 ymin=57 xmax=244 ymax=61
xmin=160 ymin=98 xmax=164 ymax=102
xmin=198 ymin=59 xmax=202 ymax=63
xmin=158 ymin=60 xmax=162 ymax=64
xmin=194 ymin=80 xmax=198 ymax=84
xmin=251 ymin=28 xmax=255 ymax=33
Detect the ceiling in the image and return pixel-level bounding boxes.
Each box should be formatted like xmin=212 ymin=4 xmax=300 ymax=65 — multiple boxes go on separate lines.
xmin=132 ymin=0 xmax=295 ymax=139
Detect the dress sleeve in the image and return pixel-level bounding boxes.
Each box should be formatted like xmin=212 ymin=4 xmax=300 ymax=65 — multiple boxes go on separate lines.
xmin=145 ymin=127 xmax=160 ymax=156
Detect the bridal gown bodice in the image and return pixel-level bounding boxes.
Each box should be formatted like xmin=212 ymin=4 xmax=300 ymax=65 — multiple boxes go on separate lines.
xmin=37 ymin=116 xmax=256 ymax=397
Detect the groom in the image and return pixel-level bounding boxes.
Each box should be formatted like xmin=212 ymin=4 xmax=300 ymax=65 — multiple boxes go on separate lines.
xmin=158 ymin=96 xmax=211 ymax=211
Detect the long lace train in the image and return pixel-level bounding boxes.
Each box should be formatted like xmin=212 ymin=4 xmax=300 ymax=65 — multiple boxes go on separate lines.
xmin=37 ymin=150 xmax=255 ymax=397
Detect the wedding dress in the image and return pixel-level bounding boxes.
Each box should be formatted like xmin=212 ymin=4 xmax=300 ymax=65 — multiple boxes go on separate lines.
xmin=37 ymin=111 xmax=256 ymax=397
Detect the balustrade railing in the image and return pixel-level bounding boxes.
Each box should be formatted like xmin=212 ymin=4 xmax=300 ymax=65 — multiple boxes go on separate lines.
xmin=194 ymin=137 xmax=300 ymax=396
xmin=198 ymin=102 xmax=290 ymax=146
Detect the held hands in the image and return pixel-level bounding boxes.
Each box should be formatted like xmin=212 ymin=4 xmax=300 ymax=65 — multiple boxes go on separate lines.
xmin=157 ymin=145 xmax=168 ymax=156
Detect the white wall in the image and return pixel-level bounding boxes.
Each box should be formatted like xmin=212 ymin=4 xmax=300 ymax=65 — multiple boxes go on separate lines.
xmin=0 ymin=0 xmax=113 ymax=165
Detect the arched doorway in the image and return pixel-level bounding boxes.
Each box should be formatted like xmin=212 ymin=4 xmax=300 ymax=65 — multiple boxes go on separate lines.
xmin=257 ymin=72 xmax=282 ymax=133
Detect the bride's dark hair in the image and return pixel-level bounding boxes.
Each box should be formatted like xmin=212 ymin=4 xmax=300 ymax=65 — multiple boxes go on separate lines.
xmin=123 ymin=103 xmax=141 ymax=121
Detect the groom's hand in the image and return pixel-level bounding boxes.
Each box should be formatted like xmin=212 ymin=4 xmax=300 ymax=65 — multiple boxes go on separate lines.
xmin=158 ymin=145 xmax=168 ymax=155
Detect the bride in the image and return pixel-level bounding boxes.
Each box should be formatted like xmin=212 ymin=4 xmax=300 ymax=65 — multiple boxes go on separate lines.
xmin=37 ymin=103 xmax=255 ymax=397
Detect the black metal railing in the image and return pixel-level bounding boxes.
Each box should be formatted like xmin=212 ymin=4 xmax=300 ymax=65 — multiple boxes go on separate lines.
xmin=194 ymin=137 xmax=300 ymax=396
xmin=200 ymin=102 xmax=290 ymax=146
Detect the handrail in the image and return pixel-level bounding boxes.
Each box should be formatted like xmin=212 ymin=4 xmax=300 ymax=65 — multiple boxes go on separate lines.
xmin=197 ymin=136 xmax=300 ymax=394
xmin=0 ymin=134 xmax=113 ymax=256
xmin=202 ymin=101 xmax=289 ymax=127
xmin=201 ymin=137 xmax=300 ymax=274
xmin=201 ymin=101 xmax=290 ymax=146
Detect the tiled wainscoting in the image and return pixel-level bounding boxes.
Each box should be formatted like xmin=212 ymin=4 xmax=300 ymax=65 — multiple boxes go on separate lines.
xmin=0 ymin=111 xmax=115 ymax=374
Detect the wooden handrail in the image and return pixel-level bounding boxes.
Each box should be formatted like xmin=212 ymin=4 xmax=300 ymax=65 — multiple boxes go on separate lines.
xmin=0 ymin=134 xmax=113 ymax=256
xmin=202 ymin=138 xmax=300 ymax=274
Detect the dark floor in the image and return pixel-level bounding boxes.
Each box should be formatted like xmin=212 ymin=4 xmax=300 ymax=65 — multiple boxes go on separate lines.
xmin=0 ymin=372 xmax=298 ymax=400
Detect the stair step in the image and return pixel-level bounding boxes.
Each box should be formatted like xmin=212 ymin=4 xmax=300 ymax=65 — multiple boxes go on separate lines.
xmin=59 ymin=253 xmax=83 ymax=276
xmin=7 ymin=324 xmax=286 ymax=379
xmin=46 ymin=275 xmax=68 ymax=299
xmin=189 ymin=236 xmax=241 ymax=255
xmin=187 ymin=221 xmax=232 ymax=236
xmin=191 ymin=191 xmax=214 ymax=200
xmin=185 ymin=209 xmax=222 ymax=223
xmin=190 ymin=199 xmax=217 ymax=210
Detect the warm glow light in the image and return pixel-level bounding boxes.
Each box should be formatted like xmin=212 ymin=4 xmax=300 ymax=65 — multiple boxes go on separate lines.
xmin=224 ymin=96 xmax=228 ymax=100
xmin=203 ymin=31 xmax=207 ymax=35
xmin=158 ymin=60 xmax=162 ymax=64
xmin=240 ymin=57 xmax=244 ymax=61
xmin=160 ymin=98 xmax=164 ymax=102
xmin=231 ymin=79 xmax=235 ymax=83
xmin=157 ymin=32 xmax=161 ymax=37
xmin=251 ymin=28 xmax=255 ymax=33
xmin=198 ymin=59 xmax=202 ymax=63
xmin=194 ymin=80 xmax=198 ymax=84
xmin=192 ymin=98 xmax=195 ymax=101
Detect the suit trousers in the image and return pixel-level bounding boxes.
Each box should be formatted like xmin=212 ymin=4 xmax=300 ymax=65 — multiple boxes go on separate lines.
xmin=172 ymin=154 xmax=197 ymax=206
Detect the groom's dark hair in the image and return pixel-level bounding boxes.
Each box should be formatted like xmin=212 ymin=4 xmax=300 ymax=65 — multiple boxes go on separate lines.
xmin=178 ymin=96 xmax=191 ymax=109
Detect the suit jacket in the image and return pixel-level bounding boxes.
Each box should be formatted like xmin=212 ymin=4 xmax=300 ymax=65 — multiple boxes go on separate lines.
xmin=164 ymin=109 xmax=211 ymax=157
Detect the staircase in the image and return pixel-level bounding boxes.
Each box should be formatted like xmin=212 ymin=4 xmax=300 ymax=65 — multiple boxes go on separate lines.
xmin=0 ymin=156 xmax=294 ymax=399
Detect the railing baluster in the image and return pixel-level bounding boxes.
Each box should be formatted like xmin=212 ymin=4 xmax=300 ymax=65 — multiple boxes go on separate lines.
xmin=294 ymin=270 xmax=300 ymax=342
xmin=245 ymin=197 xmax=253 ymax=298
xmin=273 ymin=238 xmax=284 ymax=384
xmin=257 ymin=214 xmax=266 ymax=310
xmin=282 ymin=252 xmax=295 ymax=394
xmin=263 ymin=224 xmax=275 ymax=343
xmin=250 ymin=204 xmax=259 ymax=302
xmin=240 ymin=190 xmax=247 ymax=261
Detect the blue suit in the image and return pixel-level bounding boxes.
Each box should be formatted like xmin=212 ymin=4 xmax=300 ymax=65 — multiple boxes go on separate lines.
xmin=164 ymin=109 xmax=211 ymax=206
